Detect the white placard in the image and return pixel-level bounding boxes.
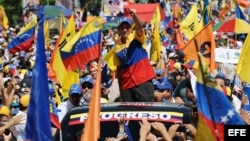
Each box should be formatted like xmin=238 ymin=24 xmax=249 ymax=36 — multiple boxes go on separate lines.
xmin=214 ymin=48 xmax=241 ymax=64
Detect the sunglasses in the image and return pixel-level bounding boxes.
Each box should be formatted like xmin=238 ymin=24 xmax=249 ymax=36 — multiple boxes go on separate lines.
xmin=82 ymin=84 xmax=93 ymax=89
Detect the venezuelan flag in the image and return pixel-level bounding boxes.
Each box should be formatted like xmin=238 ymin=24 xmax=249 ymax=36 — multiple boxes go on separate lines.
xmin=60 ymin=17 xmax=102 ymax=71
xmin=50 ymin=100 xmax=61 ymax=130
xmin=195 ymin=53 xmax=244 ymax=141
xmin=7 ymin=17 xmax=37 ymax=54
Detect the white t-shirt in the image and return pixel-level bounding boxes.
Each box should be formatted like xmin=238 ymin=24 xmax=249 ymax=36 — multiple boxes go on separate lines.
xmin=57 ymin=100 xmax=75 ymax=122
xmin=12 ymin=111 xmax=27 ymax=141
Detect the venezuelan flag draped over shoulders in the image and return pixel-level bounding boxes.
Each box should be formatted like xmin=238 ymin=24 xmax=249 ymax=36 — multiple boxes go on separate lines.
xmin=7 ymin=17 xmax=37 ymax=54
xmin=195 ymin=53 xmax=244 ymax=141
xmin=60 ymin=17 xmax=102 ymax=71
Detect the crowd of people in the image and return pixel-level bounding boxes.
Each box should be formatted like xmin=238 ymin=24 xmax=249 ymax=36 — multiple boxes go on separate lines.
xmin=0 ymin=0 xmax=249 ymax=141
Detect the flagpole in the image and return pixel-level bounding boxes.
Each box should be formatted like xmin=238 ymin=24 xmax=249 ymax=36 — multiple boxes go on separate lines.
xmin=194 ymin=30 xmax=220 ymax=141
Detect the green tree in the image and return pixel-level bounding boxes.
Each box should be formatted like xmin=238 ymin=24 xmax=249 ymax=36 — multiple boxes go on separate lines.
xmin=0 ymin=0 xmax=22 ymax=26
xmin=0 ymin=0 xmax=56 ymax=26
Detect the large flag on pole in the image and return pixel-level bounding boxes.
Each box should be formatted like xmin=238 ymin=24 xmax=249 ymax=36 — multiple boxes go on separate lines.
xmin=150 ymin=5 xmax=162 ymax=62
xmin=181 ymin=22 xmax=215 ymax=72
xmin=7 ymin=17 xmax=37 ymax=53
xmin=24 ymin=20 xmax=52 ymax=141
xmin=180 ymin=4 xmax=198 ymax=40
xmin=81 ymin=58 xmax=101 ymax=141
xmin=195 ymin=53 xmax=244 ymax=141
xmin=60 ymin=17 xmax=103 ymax=71
xmin=49 ymin=15 xmax=79 ymax=99
xmin=236 ymin=30 xmax=250 ymax=84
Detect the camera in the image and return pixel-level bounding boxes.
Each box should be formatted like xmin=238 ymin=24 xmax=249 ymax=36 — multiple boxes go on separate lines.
xmin=176 ymin=125 xmax=186 ymax=132
xmin=175 ymin=122 xmax=186 ymax=132
xmin=4 ymin=129 xmax=10 ymax=135
xmin=185 ymin=128 xmax=192 ymax=141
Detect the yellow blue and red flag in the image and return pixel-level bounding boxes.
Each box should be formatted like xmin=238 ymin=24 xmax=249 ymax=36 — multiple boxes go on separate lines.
xmin=195 ymin=53 xmax=244 ymax=141
xmin=7 ymin=17 xmax=37 ymax=53
xmin=61 ymin=17 xmax=103 ymax=71
xmin=50 ymin=99 xmax=61 ymax=130
xmin=49 ymin=15 xmax=79 ymax=99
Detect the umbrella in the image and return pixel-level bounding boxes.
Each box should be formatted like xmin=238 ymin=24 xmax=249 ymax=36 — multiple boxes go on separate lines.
xmin=38 ymin=5 xmax=72 ymax=20
xmin=102 ymin=16 xmax=132 ymax=30
xmin=102 ymin=22 xmax=118 ymax=30
xmin=213 ymin=18 xmax=250 ymax=33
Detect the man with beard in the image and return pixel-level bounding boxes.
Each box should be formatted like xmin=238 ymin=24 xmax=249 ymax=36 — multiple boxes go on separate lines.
xmin=80 ymin=75 xmax=94 ymax=105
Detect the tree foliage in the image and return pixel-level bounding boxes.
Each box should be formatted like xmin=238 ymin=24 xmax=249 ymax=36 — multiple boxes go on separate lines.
xmin=0 ymin=0 xmax=56 ymax=26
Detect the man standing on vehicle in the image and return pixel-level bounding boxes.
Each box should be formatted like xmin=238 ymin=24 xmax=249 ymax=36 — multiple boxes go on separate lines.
xmin=107 ymin=8 xmax=156 ymax=102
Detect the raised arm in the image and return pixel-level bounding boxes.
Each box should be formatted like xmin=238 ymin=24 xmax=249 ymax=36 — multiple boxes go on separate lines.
xmin=128 ymin=8 xmax=143 ymax=37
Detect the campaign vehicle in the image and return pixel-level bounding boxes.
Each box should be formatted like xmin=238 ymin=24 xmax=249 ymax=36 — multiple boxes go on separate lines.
xmin=54 ymin=102 xmax=193 ymax=141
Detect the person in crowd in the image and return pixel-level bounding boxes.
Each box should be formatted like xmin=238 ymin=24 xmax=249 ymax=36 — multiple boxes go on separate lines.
xmin=0 ymin=105 xmax=25 ymax=141
xmin=173 ymin=60 xmax=198 ymax=104
xmin=89 ymin=61 xmax=98 ymax=82
xmin=139 ymin=118 xmax=173 ymax=141
xmin=108 ymin=8 xmax=156 ymax=102
xmin=12 ymin=94 xmax=30 ymax=141
xmin=105 ymin=116 xmax=128 ymax=141
xmin=57 ymin=83 xmax=83 ymax=122
xmin=10 ymin=93 xmax=20 ymax=116
xmin=80 ymin=76 xmax=94 ymax=105
xmin=182 ymin=81 xmax=196 ymax=106
xmin=215 ymin=73 xmax=231 ymax=96
xmin=239 ymin=109 xmax=250 ymax=125
xmin=154 ymin=77 xmax=184 ymax=104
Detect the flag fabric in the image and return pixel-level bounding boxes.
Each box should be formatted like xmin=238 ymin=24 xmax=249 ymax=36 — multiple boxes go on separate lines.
xmin=0 ymin=6 xmax=9 ymax=29
xmin=173 ymin=3 xmax=185 ymax=49
xmin=60 ymin=17 xmax=103 ymax=71
xmin=187 ymin=69 xmax=197 ymax=97
xmin=181 ymin=22 xmax=215 ymax=72
xmin=236 ymin=30 xmax=250 ymax=84
xmin=50 ymin=99 xmax=61 ymax=130
xmin=103 ymin=48 xmax=120 ymax=71
xmin=25 ymin=21 xmax=52 ymax=141
xmin=54 ymin=85 xmax=62 ymax=105
xmin=218 ymin=3 xmax=231 ymax=20
xmin=195 ymin=53 xmax=244 ymax=141
xmin=197 ymin=0 xmax=211 ymax=32
xmin=150 ymin=5 xmax=162 ymax=62
xmin=7 ymin=17 xmax=37 ymax=53
xmin=180 ymin=4 xmax=198 ymax=40
xmin=150 ymin=37 xmax=159 ymax=62
xmin=203 ymin=0 xmax=210 ymax=25
xmin=49 ymin=15 xmax=79 ymax=99
xmin=81 ymin=58 xmax=101 ymax=141
xmin=44 ymin=21 xmax=50 ymax=49
xmin=235 ymin=4 xmax=247 ymax=21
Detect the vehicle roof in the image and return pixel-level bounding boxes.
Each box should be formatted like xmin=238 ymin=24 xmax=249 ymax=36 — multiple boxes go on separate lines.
xmin=54 ymin=102 xmax=192 ymax=141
